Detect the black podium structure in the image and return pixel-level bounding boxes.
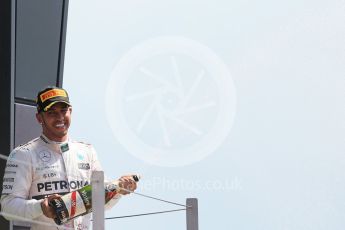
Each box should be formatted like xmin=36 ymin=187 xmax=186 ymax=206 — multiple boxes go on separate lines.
xmin=0 ymin=0 xmax=69 ymax=229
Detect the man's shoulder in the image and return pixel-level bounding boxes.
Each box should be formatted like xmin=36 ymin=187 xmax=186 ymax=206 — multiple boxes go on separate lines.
xmin=71 ymin=140 xmax=94 ymax=148
xmin=70 ymin=140 xmax=97 ymax=157
xmin=9 ymin=137 xmax=40 ymax=160
xmin=13 ymin=137 xmax=41 ymax=152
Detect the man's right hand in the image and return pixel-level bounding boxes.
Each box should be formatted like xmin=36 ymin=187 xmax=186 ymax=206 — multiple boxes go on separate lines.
xmin=41 ymin=194 xmax=61 ymax=219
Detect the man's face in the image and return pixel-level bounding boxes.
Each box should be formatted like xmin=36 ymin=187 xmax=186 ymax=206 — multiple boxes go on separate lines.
xmin=36 ymin=103 xmax=72 ymax=142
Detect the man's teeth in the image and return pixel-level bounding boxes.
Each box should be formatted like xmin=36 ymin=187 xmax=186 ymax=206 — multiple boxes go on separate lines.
xmin=56 ymin=124 xmax=64 ymax=128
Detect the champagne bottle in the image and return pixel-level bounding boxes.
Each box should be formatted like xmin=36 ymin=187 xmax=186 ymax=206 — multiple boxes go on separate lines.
xmin=49 ymin=175 xmax=140 ymax=225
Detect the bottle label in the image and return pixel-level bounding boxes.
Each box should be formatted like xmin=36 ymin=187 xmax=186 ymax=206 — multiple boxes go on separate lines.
xmin=61 ymin=190 xmax=87 ymax=218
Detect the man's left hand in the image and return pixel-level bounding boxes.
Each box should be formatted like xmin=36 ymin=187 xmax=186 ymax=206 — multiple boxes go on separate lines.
xmin=117 ymin=175 xmax=138 ymax=195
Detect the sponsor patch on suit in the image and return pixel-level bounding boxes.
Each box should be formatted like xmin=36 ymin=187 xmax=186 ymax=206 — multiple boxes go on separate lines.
xmin=78 ymin=163 xmax=90 ymax=170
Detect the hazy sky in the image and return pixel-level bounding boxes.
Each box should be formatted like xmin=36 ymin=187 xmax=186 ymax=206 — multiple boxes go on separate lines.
xmin=63 ymin=0 xmax=345 ymax=229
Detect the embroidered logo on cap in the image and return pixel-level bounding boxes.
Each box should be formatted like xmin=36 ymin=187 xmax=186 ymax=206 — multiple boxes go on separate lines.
xmin=40 ymin=89 xmax=67 ymax=103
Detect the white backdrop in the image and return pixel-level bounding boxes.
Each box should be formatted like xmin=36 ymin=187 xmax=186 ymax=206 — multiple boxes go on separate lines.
xmin=63 ymin=0 xmax=345 ymax=229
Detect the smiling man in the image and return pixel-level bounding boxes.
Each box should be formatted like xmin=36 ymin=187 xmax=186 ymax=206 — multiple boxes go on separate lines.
xmin=1 ymin=86 xmax=138 ymax=230
xmin=36 ymin=87 xmax=72 ymax=142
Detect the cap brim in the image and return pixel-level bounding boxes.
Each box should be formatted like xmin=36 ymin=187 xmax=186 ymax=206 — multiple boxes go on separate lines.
xmin=43 ymin=101 xmax=71 ymax=111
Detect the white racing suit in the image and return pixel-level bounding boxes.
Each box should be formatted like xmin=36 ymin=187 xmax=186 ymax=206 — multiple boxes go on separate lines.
xmin=1 ymin=135 xmax=121 ymax=230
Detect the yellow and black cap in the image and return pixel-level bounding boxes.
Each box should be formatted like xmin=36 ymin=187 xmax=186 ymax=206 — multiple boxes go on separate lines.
xmin=36 ymin=86 xmax=71 ymax=112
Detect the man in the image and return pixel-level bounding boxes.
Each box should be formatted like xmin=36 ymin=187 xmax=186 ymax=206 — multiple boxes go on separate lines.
xmin=1 ymin=86 xmax=138 ymax=230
